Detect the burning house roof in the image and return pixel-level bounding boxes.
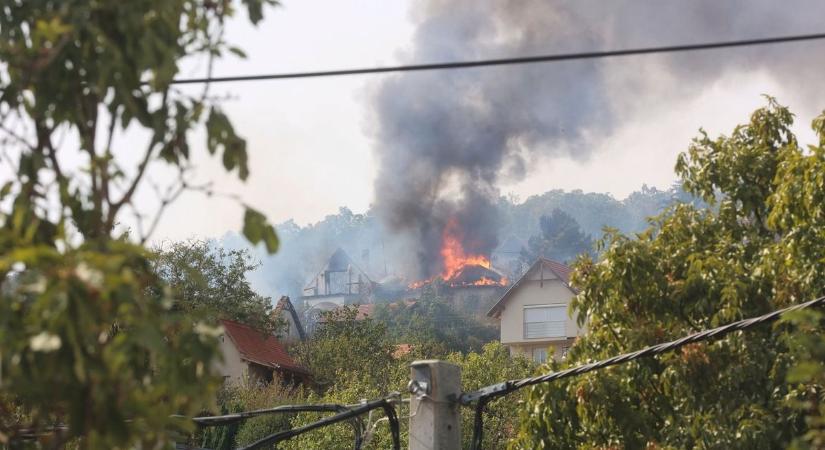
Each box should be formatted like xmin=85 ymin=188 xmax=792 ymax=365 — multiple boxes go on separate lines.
xmin=407 ymin=217 xmax=509 ymax=289
xmin=446 ymin=264 xmax=506 ymax=287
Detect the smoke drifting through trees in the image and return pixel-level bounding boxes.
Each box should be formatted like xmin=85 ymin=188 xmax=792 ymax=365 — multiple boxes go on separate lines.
xmin=370 ymin=0 xmax=825 ymax=278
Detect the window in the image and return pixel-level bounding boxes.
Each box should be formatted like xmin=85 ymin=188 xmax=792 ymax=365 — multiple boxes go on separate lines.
xmin=524 ymin=305 xmax=566 ymax=339
xmin=531 ymin=347 xmax=548 ymax=363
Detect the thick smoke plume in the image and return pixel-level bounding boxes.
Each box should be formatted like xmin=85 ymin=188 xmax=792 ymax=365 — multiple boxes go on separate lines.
xmin=371 ymin=0 xmax=825 ymax=278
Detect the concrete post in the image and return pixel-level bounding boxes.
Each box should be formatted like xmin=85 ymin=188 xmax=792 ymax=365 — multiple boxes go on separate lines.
xmin=408 ymin=360 xmax=462 ymax=450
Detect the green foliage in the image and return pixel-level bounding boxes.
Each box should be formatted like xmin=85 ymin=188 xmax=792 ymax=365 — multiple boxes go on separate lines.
xmin=448 ymin=342 xmax=536 ymax=450
xmin=371 ymin=293 xmax=499 ymax=355
xmin=514 ymin=99 xmax=825 ymax=449
xmin=154 ymin=239 xmax=282 ymax=334
xmin=0 ymin=0 xmax=279 ymax=447
xmin=224 ymin=382 xmax=301 ymax=450
xmin=521 ymin=208 xmax=593 ymax=265
xmin=782 ymin=310 xmax=825 ymax=450
xmin=295 ymin=307 xmax=398 ymax=390
xmin=0 ymin=241 xmax=222 ymax=448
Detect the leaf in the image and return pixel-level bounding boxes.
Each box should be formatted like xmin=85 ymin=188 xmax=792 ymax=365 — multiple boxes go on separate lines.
xmin=228 ymin=46 xmax=247 ymax=59
xmin=0 ymin=181 xmax=13 ymax=200
xmin=206 ymin=107 xmax=250 ymax=181
xmin=242 ymin=208 xmax=279 ymax=254
xmin=245 ymin=1 xmax=265 ymax=25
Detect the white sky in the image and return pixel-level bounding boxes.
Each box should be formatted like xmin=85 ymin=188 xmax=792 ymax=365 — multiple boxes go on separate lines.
xmin=147 ymin=0 xmax=824 ymax=242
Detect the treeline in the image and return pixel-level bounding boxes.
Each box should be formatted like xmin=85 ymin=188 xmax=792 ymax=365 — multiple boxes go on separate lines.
xmin=224 ymin=184 xmax=695 ymax=301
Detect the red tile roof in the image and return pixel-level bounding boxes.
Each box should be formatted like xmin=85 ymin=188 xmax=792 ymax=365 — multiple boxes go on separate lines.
xmin=220 ymin=319 xmax=307 ymax=375
xmin=393 ymin=343 xmax=413 ymax=358
xmin=355 ymin=303 xmax=375 ymax=320
xmin=539 ymin=258 xmax=573 ymax=284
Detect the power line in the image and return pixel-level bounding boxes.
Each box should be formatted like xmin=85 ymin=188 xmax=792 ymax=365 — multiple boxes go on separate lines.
xmin=170 ymin=32 xmax=825 ymax=85
xmin=460 ymin=294 xmax=825 ymax=450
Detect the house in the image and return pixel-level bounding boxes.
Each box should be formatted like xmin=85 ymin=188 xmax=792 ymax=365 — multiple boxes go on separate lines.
xmin=302 ymin=248 xmax=375 ymax=333
xmin=273 ymin=296 xmax=305 ymax=343
xmin=302 ymin=248 xmax=373 ymax=311
xmin=441 ymin=264 xmax=509 ymax=317
xmin=215 ymin=319 xmax=309 ymax=385
xmin=487 ymin=258 xmax=582 ymax=363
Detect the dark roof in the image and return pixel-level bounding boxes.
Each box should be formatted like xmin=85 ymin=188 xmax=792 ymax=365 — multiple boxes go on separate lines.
xmin=487 ymin=258 xmax=575 ymax=317
xmin=274 ymin=296 xmax=306 ymax=341
xmin=326 ymin=248 xmax=353 ymax=272
xmin=220 ymin=319 xmax=308 ymax=375
xmin=448 ymin=264 xmax=506 ymax=286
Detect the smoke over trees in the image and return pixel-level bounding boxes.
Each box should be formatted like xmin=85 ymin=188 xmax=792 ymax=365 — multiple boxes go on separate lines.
xmin=369 ymin=0 xmax=825 ymax=278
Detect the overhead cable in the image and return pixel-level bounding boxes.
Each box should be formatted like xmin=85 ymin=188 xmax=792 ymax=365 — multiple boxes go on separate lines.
xmin=169 ymin=32 xmax=825 ymax=85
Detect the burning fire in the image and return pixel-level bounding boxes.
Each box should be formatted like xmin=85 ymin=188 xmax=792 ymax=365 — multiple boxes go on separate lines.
xmin=439 ymin=218 xmax=491 ymax=280
xmin=408 ymin=218 xmax=508 ymax=289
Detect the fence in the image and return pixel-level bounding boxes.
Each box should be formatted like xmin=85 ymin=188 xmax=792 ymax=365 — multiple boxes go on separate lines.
xmin=190 ymin=295 xmax=825 ymax=450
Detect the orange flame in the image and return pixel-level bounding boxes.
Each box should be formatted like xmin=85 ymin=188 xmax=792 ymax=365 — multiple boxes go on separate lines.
xmin=439 ymin=218 xmax=491 ymax=280
xmin=407 ymin=218 xmax=508 ymax=289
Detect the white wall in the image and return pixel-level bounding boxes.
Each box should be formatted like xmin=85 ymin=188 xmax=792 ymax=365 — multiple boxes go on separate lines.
xmin=213 ymin=334 xmax=247 ymax=385
xmin=498 ymin=271 xmax=580 ymax=345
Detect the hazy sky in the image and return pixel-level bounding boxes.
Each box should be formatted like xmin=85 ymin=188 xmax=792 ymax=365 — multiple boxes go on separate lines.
xmin=147 ymin=0 xmax=825 ymax=242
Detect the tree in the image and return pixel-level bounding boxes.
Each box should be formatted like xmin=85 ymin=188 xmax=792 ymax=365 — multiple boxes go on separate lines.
xmin=154 ymin=239 xmax=282 ymax=333
xmin=521 ymin=208 xmax=593 ymax=265
xmin=447 ymin=342 xmax=535 ymax=450
xmin=371 ymin=290 xmax=499 ymax=354
xmin=294 ymin=307 xmax=397 ymax=391
xmin=0 ymin=1 xmax=278 ymax=447
xmin=514 ymin=98 xmax=825 ymax=449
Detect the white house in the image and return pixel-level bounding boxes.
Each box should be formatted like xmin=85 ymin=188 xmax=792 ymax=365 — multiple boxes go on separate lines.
xmin=487 ymin=258 xmax=582 ymax=363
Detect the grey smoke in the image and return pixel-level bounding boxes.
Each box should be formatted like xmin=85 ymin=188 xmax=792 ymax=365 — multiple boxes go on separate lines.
xmin=371 ymin=0 xmax=825 ymax=277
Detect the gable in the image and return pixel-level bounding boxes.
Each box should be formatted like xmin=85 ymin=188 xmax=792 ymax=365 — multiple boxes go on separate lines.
xmin=487 ymin=258 xmax=575 ymax=318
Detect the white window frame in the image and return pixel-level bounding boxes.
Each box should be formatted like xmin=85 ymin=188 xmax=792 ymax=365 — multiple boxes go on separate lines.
xmin=531 ymin=347 xmax=548 ymax=364
xmin=523 ymin=305 xmax=566 ymax=339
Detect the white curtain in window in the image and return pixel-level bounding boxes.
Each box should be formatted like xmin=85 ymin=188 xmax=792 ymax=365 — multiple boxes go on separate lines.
xmin=524 ymin=305 xmax=566 ymax=338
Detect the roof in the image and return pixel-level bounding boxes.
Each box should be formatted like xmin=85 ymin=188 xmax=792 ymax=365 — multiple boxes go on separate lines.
xmin=220 ymin=319 xmax=308 ymax=375
xmin=303 ymin=247 xmax=373 ymax=292
xmin=447 ymin=264 xmax=507 ymax=286
xmin=274 ymin=296 xmax=306 ymax=341
xmin=349 ymin=299 xmax=417 ymax=321
xmin=393 ymin=343 xmax=413 ymax=358
xmin=486 ymin=258 xmax=575 ymax=318
xmin=355 ymin=303 xmax=375 ymax=320
xmin=325 ymin=248 xmax=353 ymax=272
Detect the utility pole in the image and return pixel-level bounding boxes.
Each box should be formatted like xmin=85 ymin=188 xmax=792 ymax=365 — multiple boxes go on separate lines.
xmin=408 ymin=360 xmax=462 ymax=450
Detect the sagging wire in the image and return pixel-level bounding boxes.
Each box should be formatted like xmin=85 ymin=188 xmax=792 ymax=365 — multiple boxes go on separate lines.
xmin=361 ymin=394 xmax=408 ymax=448
xmin=192 ymin=403 xmax=364 ymax=450
xmin=460 ymin=295 xmax=825 ymax=450
xmin=236 ymin=394 xmax=401 ymax=450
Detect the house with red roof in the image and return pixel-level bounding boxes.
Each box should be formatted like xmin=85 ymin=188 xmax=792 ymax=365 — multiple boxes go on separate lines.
xmin=215 ymin=319 xmax=309 ymax=385
xmin=487 ymin=258 xmax=582 ymax=363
